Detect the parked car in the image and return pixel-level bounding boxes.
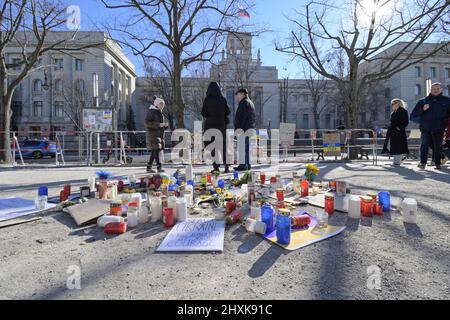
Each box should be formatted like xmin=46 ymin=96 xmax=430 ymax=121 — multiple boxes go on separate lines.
xmin=14 ymin=139 xmax=57 ymax=159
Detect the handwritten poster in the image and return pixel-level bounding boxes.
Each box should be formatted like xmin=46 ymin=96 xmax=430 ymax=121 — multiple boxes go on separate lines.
xmin=157 ymin=218 xmax=225 ymax=252
xmin=279 ymin=123 xmax=296 ymax=147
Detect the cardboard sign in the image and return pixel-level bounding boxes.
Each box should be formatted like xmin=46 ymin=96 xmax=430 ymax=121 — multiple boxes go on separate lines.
xmin=280 ymin=123 xmax=296 ymax=147
xmin=323 ymin=132 xmax=341 ymax=156
xmin=157 ymin=218 xmax=225 ymax=252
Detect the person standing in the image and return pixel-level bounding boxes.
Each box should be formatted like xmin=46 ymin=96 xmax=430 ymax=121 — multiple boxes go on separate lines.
xmin=383 ymin=99 xmax=409 ymax=166
xmin=201 ymin=82 xmax=231 ymax=173
xmin=234 ymin=88 xmax=256 ymax=171
xmin=145 ymin=97 xmax=169 ymax=173
xmin=410 ymin=83 xmax=450 ymax=170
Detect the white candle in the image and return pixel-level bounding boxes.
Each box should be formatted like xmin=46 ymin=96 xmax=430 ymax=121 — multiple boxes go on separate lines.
xmin=245 ymin=218 xmax=267 ymax=234
xmin=168 ymin=193 xmax=178 ymax=221
xmin=176 ymin=197 xmax=188 ymax=222
xmin=139 ymin=205 xmax=149 ymax=224
xmin=401 ymin=198 xmax=418 ymax=224
xmin=150 ymin=196 xmax=162 ymax=222
xmin=348 ymin=195 xmax=361 ymax=219
xmin=88 ymin=177 xmax=96 ymax=190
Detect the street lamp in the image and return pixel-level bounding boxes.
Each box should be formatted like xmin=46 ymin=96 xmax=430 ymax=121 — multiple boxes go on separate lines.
xmin=42 ymin=69 xmax=53 ymax=139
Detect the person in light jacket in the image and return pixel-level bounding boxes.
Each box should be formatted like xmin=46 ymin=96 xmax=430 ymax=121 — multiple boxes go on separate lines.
xmin=145 ymin=97 xmax=169 ymax=173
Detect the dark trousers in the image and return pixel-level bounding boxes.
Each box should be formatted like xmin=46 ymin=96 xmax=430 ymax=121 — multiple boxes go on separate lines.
xmin=420 ymin=131 xmax=444 ymax=165
xmin=148 ymin=149 xmax=161 ymax=168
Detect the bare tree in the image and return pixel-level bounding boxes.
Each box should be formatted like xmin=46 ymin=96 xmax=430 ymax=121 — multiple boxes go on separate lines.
xmin=102 ymin=0 xmax=254 ymax=128
xmin=0 ymin=0 xmax=103 ymax=163
xmin=302 ymin=66 xmax=334 ymax=129
xmin=60 ymin=79 xmax=91 ymax=131
xmin=140 ymin=60 xmax=176 ymax=129
xmin=276 ymin=0 xmax=449 ymax=128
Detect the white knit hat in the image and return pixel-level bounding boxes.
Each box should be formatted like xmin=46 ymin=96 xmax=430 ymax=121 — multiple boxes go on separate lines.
xmin=153 ymin=98 xmax=165 ymax=107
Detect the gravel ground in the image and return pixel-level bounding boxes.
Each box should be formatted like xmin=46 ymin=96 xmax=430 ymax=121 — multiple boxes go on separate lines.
xmin=0 ymin=161 xmax=449 ymax=300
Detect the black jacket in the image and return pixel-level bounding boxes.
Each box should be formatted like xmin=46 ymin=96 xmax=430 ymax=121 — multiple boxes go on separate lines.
xmin=234 ymin=97 xmax=256 ymax=131
xmin=410 ymin=94 xmax=450 ymax=132
xmin=201 ymin=95 xmax=230 ymax=132
xmin=387 ymin=107 xmax=409 ymax=155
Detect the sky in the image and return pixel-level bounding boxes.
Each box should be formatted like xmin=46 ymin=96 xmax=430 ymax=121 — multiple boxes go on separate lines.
xmin=71 ymin=0 xmax=308 ymax=77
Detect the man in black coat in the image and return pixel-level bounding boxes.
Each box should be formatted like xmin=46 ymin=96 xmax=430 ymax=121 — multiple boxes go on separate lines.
xmin=234 ymin=88 xmax=256 ymax=171
xmin=410 ymin=83 xmax=450 ymax=170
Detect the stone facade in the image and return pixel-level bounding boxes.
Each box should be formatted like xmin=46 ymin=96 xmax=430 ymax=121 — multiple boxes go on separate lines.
xmin=8 ymin=31 xmax=136 ymax=136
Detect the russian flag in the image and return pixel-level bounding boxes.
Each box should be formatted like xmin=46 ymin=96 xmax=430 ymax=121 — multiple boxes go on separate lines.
xmin=237 ymin=8 xmax=250 ymax=18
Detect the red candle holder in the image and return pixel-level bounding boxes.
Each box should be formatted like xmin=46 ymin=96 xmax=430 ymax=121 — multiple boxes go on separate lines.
xmin=276 ymin=188 xmax=284 ymax=201
xmin=163 ymin=208 xmax=175 ymax=228
xmin=360 ymin=196 xmax=373 ymax=217
xmin=260 ymin=172 xmax=266 ymax=185
xmin=373 ymin=202 xmax=383 ymax=216
xmin=325 ymin=194 xmax=334 ymax=215
xmin=301 ymin=179 xmax=309 ymax=197
xmin=329 ymin=181 xmax=337 ymax=192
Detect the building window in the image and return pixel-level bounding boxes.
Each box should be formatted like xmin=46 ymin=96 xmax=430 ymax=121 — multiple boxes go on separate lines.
xmin=415 ymin=84 xmax=422 ymax=96
xmin=302 ymin=113 xmax=309 ymax=129
xmin=325 ymin=113 xmax=331 ymax=128
xmin=226 ymin=88 xmax=235 ymax=113
xmin=414 ymin=66 xmax=421 ymax=77
xmin=75 ymin=79 xmax=85 ymax=94
xmin=445 ymin=85 xmax=450 ymax=96
xmin=33 ymin=101 xmax=43 ymax=117
xmin=302 ymin=94 xmax=309 ymax=103
xmin=430 ymin=67 xmax=437 ymax=78
xmin=361 ymin=112 xmax=367 ymax=124
xmin=371 ymin=110 xmax=378 ymax=121
xmin=12 ymin=58 xmax=22 ymax=71
xmin=53 ymin=58 xmax=64 ymax=70
xmin=12 ymin=101 xmax=22 ymax=117
xmin=75 ymin=59 xmax=84 ymax=71
xmin=385 ymin=106 xmax=391 ymax=120
xmin=54 ymin=79 xmax=63 ymax=92
xmin=446 ymin=68 xmax=450 ymax=79
xmin=33 ymin=79 xmax=43 ymax=92
xmin=54 ymin=101 xmax=65 ymax=117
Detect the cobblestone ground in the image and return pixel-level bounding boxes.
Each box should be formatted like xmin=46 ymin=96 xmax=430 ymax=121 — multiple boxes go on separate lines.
xmin=0 ymin=160 xmax=448 ymax=300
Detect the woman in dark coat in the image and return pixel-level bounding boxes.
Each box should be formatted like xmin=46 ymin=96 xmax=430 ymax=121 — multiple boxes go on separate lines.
xmin=145 ymin=97 xmax=169 ymax=172
xmin=201 ymin=82 xmax=231 ymax=173
xmin=383 ymin=99 xmax=409 ymax=165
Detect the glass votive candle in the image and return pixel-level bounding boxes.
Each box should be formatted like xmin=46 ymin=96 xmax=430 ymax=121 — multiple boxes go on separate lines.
xmin=276 ymin=188 xmax=284 ymax=201
xmin=325 ymin=193 xmax=335 ymax=215
xmin=360 ymin=196 xmax=373 ymax=217
xmin=373 ymin=202 xmax=383 ymax=216
xmin=261 ymin=204 xmax=274 ymax=234
xmin=378 ymin=191 xmax=390 ymax=212
xmin=276 ymin=214 xmax=291 ymax=245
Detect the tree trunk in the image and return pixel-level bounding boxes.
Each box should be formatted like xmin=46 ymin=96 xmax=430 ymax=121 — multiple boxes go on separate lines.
xmin=0 ymin=95 xmax=13 ymax=164
xmin=172 ymin=53 xmax=184 ymax=129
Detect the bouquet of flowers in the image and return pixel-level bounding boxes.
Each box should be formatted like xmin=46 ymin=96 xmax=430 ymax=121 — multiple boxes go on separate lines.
xmin=305 ymin=164 xmax=319 ymax=182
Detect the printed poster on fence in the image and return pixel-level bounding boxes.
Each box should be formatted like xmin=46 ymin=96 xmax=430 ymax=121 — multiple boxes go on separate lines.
xmin=157 ymin=218 xmax=225 ymax=252
xmin=323 ymin=132 xmax=341 ymax=156
xmin=279 ymin=123 xmax=296 ymax=147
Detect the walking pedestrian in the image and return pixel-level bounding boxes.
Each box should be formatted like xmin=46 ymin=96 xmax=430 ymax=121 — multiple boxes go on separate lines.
xmin=383 ymin=99 xmax=409 ymax=166
xmin=145 ymin=97 xmax=169 ymax=173
xmin=410 ymin=83 xmax=450 ymax=170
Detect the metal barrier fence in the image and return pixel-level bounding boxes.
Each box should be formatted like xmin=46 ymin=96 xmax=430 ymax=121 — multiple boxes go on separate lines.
xmin=0 ymin=128 xmax=428 ymax=167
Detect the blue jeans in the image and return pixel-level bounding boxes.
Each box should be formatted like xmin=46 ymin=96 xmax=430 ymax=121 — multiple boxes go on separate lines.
xmin=420 ymin=131 xmax=444 ymax=166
